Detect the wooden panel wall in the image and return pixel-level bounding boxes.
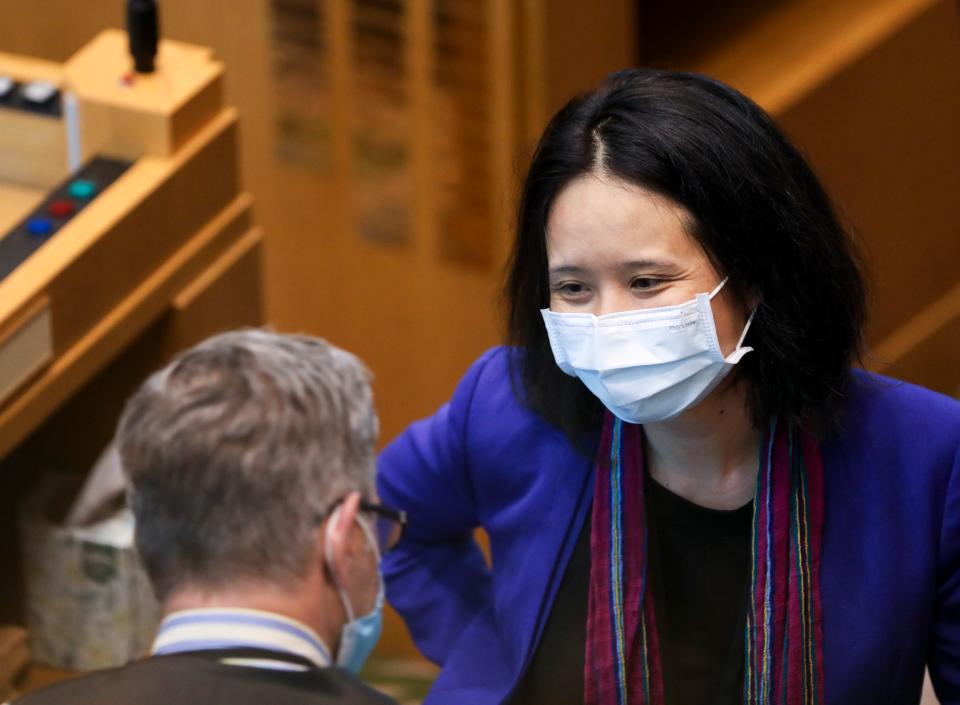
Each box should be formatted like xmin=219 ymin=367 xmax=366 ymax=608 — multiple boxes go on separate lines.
xmin=776 ymin=1 xmax=960 ymax=393
xmin=676 ymin=0 xmax=960 ymax=396
xmin=0 ymin=0 xmax=501 ymax=438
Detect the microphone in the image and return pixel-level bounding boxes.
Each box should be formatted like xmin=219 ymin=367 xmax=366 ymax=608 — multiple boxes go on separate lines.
xmin=127 ymin=0 xmax=160 ymax=74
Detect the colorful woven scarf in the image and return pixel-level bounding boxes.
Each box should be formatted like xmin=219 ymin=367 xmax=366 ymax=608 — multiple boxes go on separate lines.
xmin=584 ymin=414 xmax=825 ymax=705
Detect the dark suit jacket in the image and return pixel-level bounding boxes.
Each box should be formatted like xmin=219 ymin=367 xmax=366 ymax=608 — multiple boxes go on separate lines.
xmin=12 ymin=648 xmax=398 ymax=705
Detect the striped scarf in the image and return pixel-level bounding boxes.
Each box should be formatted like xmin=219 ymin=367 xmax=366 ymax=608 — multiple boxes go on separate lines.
xmin=584 ymin=414 xmax=825 ymax=705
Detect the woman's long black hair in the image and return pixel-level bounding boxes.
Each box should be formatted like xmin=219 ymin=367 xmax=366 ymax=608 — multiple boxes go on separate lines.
xmin=505 ymin=68 xmax=866 ymax=441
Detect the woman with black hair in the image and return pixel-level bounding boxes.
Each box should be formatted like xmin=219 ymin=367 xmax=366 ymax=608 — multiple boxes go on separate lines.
xmin=377 ymin=69 xmax=960 ymax=705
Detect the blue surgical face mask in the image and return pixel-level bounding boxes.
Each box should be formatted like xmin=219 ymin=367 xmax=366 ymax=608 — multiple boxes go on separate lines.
xmin=324 ymin=507 xmax=384 ymax=673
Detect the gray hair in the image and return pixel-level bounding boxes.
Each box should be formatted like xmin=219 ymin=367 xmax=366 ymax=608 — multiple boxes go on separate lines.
xmin=116 ymin=329 xmax=377 ymax=602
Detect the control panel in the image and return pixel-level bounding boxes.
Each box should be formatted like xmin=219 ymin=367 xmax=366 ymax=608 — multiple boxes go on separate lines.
xmin=0 ymin=75 xmax=62 ymax=117
xmin=0 ymin=157 xmax=132 ymax=281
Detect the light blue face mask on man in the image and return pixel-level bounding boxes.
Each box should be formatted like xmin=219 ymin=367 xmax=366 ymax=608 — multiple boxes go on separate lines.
xmin=324 ymin=506 xmax=384 ymax=673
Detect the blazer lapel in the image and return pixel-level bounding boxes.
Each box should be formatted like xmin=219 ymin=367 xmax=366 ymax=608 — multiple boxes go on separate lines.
xmin=504 ymin=440 xmax=596 ymax=687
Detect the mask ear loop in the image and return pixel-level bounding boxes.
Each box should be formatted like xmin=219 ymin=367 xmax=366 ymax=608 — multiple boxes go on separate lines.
xmin=324 ymin=506 xmax=357 ymax=623
xmin=736 ymin=308 xmax=757 ymax=350
xmin=708 ymin=275 xmax=730 ymax=300
xmin=710 ymin=274 xmax=756 ymax=352
xmin=357 ymin=517 xmax=386 ymax=614
xmin=324 ymin=506 xmax=383 ymax=623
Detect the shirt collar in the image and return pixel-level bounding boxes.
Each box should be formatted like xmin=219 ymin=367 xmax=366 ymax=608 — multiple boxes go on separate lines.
xmin=151 ymin=608 xmax=332 ymax=668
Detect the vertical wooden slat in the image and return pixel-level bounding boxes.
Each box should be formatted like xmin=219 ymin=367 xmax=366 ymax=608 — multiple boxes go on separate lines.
xmin=350 ymin=0 xmax=412 ymax=245
xmin=488 ymin=0 xmax=516 ymax=262
xmin=520 ymin=0 xmax=549 ymax=146
xmin=328 ymin=0 xmax=355 ymax=236
xmin=408 ymin=0 xmax=435 ymax=262
xmin=268 ymin=0 xmax=331 ymax=170
xmin=432 ymin=0 xmax=494 ymax=267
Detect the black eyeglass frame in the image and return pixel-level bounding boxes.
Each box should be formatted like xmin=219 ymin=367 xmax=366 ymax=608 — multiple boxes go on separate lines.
xmin=317 ymin=497 xmax=407 ymax=554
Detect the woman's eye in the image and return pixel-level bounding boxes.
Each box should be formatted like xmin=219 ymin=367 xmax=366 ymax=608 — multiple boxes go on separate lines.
xmin=630 ymin=277 xmax=662 ymax=291
xmin=554 ymin=282 xmax=589 ymax=296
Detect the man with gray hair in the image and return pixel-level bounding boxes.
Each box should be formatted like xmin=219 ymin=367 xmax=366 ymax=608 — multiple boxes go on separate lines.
xmin=14 ymin=330 xmax=402 ymax=705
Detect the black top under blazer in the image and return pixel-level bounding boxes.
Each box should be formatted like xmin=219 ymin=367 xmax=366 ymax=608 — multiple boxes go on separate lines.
xmin=11 ymin=648 xmax=398 ymax=705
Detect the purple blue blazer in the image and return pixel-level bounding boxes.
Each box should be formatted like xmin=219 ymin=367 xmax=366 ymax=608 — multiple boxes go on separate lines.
xmin=377 ymin=347 xmax=960 ymax=705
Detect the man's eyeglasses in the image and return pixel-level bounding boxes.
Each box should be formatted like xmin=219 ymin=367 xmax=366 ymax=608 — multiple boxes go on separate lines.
xmin=319 ymin=498 xmax=407 ymax=555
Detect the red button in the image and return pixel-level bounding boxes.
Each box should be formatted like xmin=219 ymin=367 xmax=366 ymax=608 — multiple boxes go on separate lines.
xmin=48 ymin=199 xmax=75 ymax=218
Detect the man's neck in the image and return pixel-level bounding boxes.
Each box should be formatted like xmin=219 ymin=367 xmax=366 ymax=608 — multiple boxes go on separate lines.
xmin=643 ymin=378 xmax=760 ymax=510
xmin=162 ymin=578 xmax=342 ymax=660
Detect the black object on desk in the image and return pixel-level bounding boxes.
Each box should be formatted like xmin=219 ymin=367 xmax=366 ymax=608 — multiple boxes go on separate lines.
xmin=127 ymin=0 xmax=160 ymax=74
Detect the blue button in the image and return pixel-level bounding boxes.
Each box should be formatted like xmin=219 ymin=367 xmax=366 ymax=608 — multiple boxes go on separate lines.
xmin=27 ymin=218 xmax=53 ymax=236
xmin=67 ymin=180 xmax=97 ymax=199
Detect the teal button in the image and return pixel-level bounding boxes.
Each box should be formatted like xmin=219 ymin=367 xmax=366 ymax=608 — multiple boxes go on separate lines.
xmin=67 ymin=179 xmax=97 ymax=199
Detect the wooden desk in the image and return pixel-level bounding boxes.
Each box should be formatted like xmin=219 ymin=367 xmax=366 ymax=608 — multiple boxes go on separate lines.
xmin=0 ymin=31 xmax=262 ymax=636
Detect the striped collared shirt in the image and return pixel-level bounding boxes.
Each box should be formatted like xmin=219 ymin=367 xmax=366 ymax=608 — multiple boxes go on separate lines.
xmin=151 ymin=608 xmax=332 ymax=670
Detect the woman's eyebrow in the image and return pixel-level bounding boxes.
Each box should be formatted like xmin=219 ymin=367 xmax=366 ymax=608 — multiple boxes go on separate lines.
xmin=548 ymin=259 xmax=675 ymax=275
xmin=617 ymin=259 xmax=676 ymax=272
xmin=548 ymin=265 xmax=589 ymax=278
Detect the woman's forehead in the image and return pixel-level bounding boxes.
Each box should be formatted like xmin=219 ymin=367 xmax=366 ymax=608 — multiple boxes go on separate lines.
xmin=546 ymin=174 xmax=704 ymax=268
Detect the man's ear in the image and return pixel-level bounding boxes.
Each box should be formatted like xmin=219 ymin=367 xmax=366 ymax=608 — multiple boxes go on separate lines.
xmin=324 ymin=492 xmax=362 ymax=586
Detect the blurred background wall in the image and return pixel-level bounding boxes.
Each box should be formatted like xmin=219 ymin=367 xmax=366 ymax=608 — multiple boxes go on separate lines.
xmin=0 ymin=0 xmax=957 ymax=678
